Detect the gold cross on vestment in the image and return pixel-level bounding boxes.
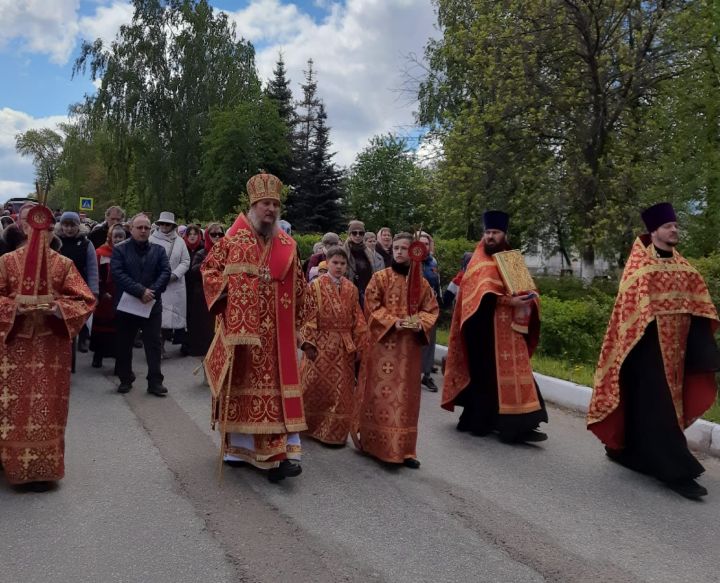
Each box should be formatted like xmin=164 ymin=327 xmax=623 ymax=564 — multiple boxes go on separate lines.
xmin=388 ymin=292 xmax=401 ymax=306
xmin=49 ymin=356 xmax=64 ymax=375
xmin=18 ymin=448 xmax=39 ymax=469
xmin=24 ymin=417 xmax=41 ymax=434
xmin=0 ymin=356 xmax=17 ymax=379
xmin=381 ymin=362 xmax=394 ymax=375
xmin=27 ymin=358 xmax=44 ymax=375
xmin=499 ymin=311 xmax=510 ymax=322
xmin=0 ymin=387 xmax=17 ymax=409
xmin=0 ymin=418 xmax=15 ymax=439
xmin=500 ymin=350 xmax=512 ymax=361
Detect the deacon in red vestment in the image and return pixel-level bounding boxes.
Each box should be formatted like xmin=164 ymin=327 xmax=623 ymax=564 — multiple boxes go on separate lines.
xmin=0 ymin=203 xmax=95 ymax=491
xmin=202 ymin=173 xmax=309 ymax=483
xmin=442 ymin=211 xmax=548 ymax=444
xmin=300 ymin=246 xmax=368 ymax=445
xmin=588 ymin=203 xmax=720 ymax=500
xmin=354 ymin=233 xmax=439 ymax=467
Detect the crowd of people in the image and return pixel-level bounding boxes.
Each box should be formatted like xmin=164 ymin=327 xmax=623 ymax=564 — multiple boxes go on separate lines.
xmin=0 ymin=176 xmax=718 ymax=502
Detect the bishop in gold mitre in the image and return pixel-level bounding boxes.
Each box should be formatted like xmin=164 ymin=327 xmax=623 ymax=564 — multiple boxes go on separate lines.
xmin=201 ymin=173 xmax=309 ymax=483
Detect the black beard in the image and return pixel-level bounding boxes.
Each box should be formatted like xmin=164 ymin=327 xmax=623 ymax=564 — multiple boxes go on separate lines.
xmin=485 ymin=242 xmax=501 ymax=255
xmin=391 ymin=260 xmax=410 ymax=275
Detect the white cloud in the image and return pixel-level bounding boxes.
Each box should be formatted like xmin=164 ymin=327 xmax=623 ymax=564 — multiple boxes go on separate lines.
xmin=228 ymin=0 xmax=438 ymax=166
xmin=0 ymin=108 xmax=68 ymax=201
xmin=0 ymin=0 xmax=439 ymax=195
xmin=229 ymin=0 xmax=315 ymax=44
xmin=0 ymin=0 xmax=80 ymax=64
xmin=0 ymin=0 xmax=131 ymax=65
xmin=79 ymin=1 xmax=133 ymax=48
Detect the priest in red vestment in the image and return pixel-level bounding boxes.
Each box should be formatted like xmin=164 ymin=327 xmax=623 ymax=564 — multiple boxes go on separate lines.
xmin=354 ymin=233 xmax=439 ymax=468
xmin=202 ymin=173 xmax=309 ymax=483
xmin=588 ymin=203 xmax=720 ymax=500
xmin=0 ymin=203 xmax=95 ymax=491
xmin=442 ymin=211 xmax=548 ymax=444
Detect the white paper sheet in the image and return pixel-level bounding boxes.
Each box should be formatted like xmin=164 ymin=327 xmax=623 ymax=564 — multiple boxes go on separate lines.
xmin=116 ymin=292 xmax=155 ymax=318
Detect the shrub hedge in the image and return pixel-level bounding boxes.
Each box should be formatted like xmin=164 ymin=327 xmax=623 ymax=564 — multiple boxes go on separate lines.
xmin=293 ymin=233 xmax=720 ymax=369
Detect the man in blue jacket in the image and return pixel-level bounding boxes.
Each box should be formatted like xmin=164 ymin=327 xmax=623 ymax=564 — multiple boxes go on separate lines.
xmin=111 ymin=213 xmax=171 ymax=396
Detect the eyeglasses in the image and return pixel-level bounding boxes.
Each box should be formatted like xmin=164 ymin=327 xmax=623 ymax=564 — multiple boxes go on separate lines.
xmin=350 ymin=230 xmax=365 ymax=236
xmin=208 ymin=232 xmax=223 ymax=238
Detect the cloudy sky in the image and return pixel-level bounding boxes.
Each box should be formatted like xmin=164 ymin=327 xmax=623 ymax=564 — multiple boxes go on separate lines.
xmin=0 ymin=0 xmax=438 ymax=201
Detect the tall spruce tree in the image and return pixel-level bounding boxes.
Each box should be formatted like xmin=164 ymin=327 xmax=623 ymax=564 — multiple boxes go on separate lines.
xmin=264 ymin=53 xmax=294 ymax=183
xmin=285 ymin=60 xmax=344 ymax=232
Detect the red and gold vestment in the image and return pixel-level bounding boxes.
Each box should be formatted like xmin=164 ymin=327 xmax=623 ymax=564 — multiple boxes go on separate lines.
xmin=442 ymin=242 xmax=541 ymax=414
xmin=0 ymin=247 xmax=95 ymax=484
xmin=202 ymin=215 xmax=308 ymax=468
xmin=355 ymin=268 xmax=438 ymax=463
xmin=300 ymin=274 xmax=368 ymax=444
xmin=588 ymin=236 xmax=719 ymax=449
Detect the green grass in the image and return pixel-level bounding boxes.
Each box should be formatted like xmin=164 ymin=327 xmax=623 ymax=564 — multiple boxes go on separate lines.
xmin=705 ymin=400 xmax=720 ymax=424
xmin=436 ymin=326 xmax=720 ymax=424
xmin=531 ymin=355 xmax=595 ymax=387
xmin=436 ymin=327 xmax=449 ymax=347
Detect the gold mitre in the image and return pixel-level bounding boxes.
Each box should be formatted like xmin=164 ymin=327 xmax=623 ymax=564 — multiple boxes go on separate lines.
xmin=247 ymin=173 xmax=282 ymax=205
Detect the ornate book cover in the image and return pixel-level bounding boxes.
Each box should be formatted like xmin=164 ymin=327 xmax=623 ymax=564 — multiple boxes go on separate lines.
xmin=492 ymin=250 xmax=537 ymax=295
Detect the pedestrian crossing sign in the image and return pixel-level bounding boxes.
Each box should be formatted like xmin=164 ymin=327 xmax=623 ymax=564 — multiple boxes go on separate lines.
xmin=79 ymin=197 xmax=94 ymax=211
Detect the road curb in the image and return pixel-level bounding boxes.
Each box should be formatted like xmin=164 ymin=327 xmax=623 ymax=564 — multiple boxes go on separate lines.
xmin=435 ymin=344 xmax=720 ymax=458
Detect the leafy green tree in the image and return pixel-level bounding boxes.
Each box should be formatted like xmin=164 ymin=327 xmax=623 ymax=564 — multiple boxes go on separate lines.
xmin=15 ymin=128 xmax=64 ymax=193
xmin=199 ymin=97 xmax=290 ymax=218
xmin=73 ymin=0 xmax=259 ymax=217
xmin=347 ymin=134 xmax=431 ymax=232
xmin=420 ymin=1 xmax=716 ymax=275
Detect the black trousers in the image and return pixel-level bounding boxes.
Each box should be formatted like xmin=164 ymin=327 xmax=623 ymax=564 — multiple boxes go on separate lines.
xmin=115 ymin=310 xmax=164 ymax=387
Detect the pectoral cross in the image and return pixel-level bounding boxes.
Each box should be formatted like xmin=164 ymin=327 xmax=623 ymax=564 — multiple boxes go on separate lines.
xmin=259 ymin=266 xmax=272 ymax=284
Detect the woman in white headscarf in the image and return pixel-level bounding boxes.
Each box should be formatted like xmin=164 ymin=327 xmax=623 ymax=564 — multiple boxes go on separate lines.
xmin=149 ymin=211 xmax=190 ymax=357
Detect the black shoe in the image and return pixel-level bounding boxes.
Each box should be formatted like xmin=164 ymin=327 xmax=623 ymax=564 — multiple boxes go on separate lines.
xmin=223 ymin=459 xmax=246 ymax=468
xmin=422 ymin=375 xmax=438 ymax=392
xmin=91 ymin=355 xmax=102 ymax=368
xmin=268 ymin=460 xmax=302 ymax=483
xmin=519 ymin=429 xmax=548 ymax=443
xmin=431 ymin=365 xmax=439 ymax=374
xmin=117 ymin=372 xmax=136 ymax=384
xmin=117 ymin=382 xmax=132 ymax=394
xmin=147 ymin=384 xmax=168 ymax=397
xmin=501 ymin=429 xmax=548 ymax=444
xmin=471 ymin=428 xmax=493 ymax=437
xmin=667 ymin=479 xmax=708 ymax=500
xmin=15 ymin=481 xmax=56 ymax=493
xmin=456 ymin=420 xmax=472 ymax=433
xmin=403 ymin=458 xmax=421 ymax=469
xmin=78 ymin=339 xmax=90 ymax=353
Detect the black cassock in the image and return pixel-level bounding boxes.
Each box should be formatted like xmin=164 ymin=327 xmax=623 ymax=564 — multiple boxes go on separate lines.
xmin=612 ymin=316 xmax=720 ymax=483
xmin=455 ymin=294 xmax=548 ymax=439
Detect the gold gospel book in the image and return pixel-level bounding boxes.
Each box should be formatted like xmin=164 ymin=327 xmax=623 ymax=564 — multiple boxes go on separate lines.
xmin=492 ymin=250 xmax=537 ymax=295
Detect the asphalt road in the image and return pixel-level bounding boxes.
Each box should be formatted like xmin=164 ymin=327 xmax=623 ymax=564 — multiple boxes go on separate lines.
xmin=1 ymin=346 xmax=719 ymax=583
